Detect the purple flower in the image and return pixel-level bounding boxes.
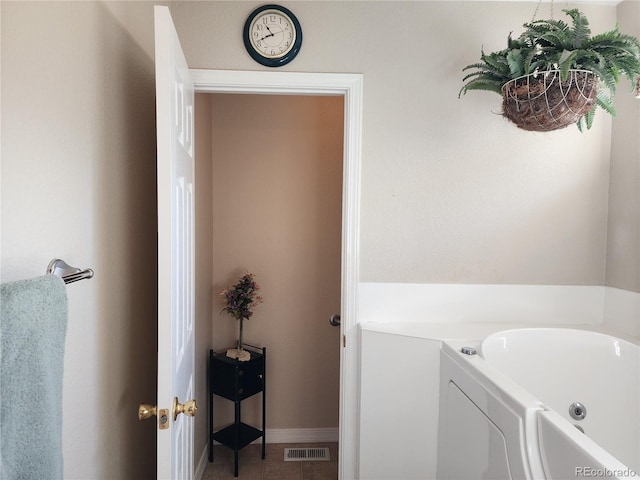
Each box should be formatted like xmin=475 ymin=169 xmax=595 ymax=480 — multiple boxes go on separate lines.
xmin=220 ymin=273 xmax=263 ymax=320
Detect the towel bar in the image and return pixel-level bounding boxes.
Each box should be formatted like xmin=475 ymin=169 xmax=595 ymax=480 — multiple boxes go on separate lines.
xmin=47 ymin=259 xmax=94 ymax=284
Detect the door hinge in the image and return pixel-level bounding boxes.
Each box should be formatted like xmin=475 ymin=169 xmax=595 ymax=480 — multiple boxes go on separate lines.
xmin=343 ymin=334 xmax=346 ymax=348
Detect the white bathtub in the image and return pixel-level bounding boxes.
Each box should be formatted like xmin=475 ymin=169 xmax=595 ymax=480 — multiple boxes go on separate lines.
xmin=437 ymin=328 xmax=639 ymax=479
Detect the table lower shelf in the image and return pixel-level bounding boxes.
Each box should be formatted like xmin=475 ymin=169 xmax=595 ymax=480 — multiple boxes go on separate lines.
xmin=212 ymin=422 xmax=264 ymax=451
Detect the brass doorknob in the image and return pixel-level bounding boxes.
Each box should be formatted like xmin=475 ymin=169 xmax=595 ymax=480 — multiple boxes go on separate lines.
xmin=173 ymin=397 xmax=197 ymax=421
xmin=138 ymin=404 xmax=157 ymax=420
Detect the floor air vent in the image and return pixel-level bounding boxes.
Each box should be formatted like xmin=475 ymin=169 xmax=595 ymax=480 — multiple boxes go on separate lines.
xmin=284 ymin=447 xmax=330 ymax=462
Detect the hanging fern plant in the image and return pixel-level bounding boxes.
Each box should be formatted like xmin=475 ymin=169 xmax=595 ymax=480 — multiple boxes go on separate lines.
xmin=460 ymin=9 xmax=640 ymax=131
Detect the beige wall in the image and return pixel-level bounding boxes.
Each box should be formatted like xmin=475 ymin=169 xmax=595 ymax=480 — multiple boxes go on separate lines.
xmin=1 ymin=1 xmax=159 ymax=478
xmin=207 ymin=93 xmax=343 ymax=430
xmin=607 ymin=1 xmax=640 ymax=294
xmin=2 ymin=1 xmax=639 ymax=478
xmin=169 ymin=1 xmax=617 ymax=286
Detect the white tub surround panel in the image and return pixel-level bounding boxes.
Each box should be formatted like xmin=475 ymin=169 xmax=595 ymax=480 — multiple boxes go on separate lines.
xmin=359 ymin=330 xmax=440 ymax=480
xmin=603 ymin=287 xmax=640 ymax=338
xmin=359 ymin=283 xmax=605 ymax=325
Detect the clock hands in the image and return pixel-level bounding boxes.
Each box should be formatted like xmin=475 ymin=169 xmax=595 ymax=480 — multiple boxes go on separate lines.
xmin=258 ymin=25 xmax=283 ymax=42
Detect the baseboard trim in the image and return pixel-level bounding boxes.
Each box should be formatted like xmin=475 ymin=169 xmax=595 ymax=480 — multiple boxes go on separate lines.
xmin=264 ymin=427 xmax=339 ymax=444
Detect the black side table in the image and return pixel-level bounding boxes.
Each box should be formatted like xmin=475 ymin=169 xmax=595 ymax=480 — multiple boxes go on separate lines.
xmin=208 ymin=346 xmax=266 ymax=477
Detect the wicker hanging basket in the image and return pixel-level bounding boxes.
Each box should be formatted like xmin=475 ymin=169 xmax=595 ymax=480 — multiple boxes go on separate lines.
xmin=501 ymin=69 xmax=599 ymax=132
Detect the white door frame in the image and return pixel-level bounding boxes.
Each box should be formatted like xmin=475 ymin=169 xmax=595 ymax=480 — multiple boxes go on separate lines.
xmin=191 ymin=69 xmax=362 ymax=480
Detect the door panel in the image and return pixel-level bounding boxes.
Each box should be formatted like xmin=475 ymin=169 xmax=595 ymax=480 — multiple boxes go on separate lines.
xmin=155 ymin=6 xmax=196 ymax=479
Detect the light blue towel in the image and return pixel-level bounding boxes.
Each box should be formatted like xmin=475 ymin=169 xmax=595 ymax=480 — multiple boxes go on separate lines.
xmin=1 ymin=275 xmax=68 ymax=480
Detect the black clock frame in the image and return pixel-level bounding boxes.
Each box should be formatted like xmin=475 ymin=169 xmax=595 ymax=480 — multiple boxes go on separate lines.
xmin=243 ymin=4 xmax=303 ymax=68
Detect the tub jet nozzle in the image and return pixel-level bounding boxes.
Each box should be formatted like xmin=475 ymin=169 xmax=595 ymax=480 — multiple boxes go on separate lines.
xmin=569 ymin=402 xmax=587 ymax=420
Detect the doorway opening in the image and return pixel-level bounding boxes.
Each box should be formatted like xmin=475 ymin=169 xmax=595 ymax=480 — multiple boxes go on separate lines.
xmin=191 ymin=70 xmax=363 ymax=480
xmin=198 ymin=91 xmax=343 ymax=477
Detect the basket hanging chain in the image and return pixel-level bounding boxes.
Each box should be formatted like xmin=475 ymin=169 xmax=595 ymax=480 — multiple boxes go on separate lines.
xmin=531 ymin=0 xmax=569 ymax=23
xmin=531 ymin=0 xmax=562 ymax=22
xmin=531 ymin=0 xmax=543 ymax=23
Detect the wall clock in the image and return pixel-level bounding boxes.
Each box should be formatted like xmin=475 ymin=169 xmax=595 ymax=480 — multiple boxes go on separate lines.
xmin=243 ymin=4 xmax=302 ymax=67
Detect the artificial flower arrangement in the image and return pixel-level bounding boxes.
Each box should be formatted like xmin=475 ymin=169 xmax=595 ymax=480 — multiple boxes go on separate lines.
xmin=220 ymin=272 xmax=263 ymax=361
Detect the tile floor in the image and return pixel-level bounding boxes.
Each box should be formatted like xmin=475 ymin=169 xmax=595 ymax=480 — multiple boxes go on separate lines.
xmin=203 ymin=443 xmax=338 ymax=480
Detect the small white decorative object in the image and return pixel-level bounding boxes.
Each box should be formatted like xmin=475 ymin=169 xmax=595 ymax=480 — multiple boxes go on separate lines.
xmin=225 ymin=348 xmax=251 ymax=362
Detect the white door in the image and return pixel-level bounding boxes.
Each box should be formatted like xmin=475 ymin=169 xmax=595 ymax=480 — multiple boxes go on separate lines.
xmin=155 ymin=6 xmax=196 ymax=480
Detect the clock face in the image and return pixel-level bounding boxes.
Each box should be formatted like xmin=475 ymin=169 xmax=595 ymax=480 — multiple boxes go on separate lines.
xmin=244 ymin=5 xmax=302 ymax=67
